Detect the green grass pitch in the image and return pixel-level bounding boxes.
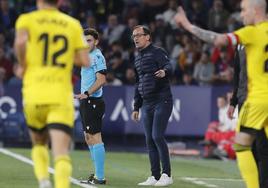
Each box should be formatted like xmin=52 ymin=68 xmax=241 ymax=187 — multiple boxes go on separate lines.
xmin=0 ymin=148 xmax=245 ymax=188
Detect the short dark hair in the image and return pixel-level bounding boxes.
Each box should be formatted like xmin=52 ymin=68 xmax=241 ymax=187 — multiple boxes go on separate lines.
xmin=133 ymin=25 xmax=151 ymax=37
xmin=44 ymin=0 xmax=58 ymax=5
xmin=84 ymin=28 xmax=99 ymax=40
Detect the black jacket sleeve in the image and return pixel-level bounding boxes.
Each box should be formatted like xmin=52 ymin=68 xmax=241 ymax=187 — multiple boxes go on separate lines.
xmin=133 ymin=68 xmax=143 ymax=111
xmin=230 ymin=47 xmax=240 ymax=107
xmin=155 ymin=48 xmax=172 ymax=76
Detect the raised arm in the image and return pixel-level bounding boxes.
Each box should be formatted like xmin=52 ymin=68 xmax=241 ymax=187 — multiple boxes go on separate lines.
xmin=174 ymin=6 xmax=228 ymax=47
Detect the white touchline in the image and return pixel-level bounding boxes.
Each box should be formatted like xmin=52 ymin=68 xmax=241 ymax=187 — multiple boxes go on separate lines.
xmin=181 ymin=177 xmax=218 ymax=188
xmin=183 ymin=177 xmax=243 ymax=182
xmin=0 ymin=148 xmax=96 ymax=188
xmin=180 ymin=176 xmax=243 ymax=188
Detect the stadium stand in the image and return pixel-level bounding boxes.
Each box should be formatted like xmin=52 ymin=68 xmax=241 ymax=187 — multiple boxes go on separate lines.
xmin=0 ymin=0 xmax=242 ymax=86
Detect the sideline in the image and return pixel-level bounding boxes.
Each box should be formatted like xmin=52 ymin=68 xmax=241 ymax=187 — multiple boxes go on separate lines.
xmin=181 ymin=177 xmax=218 ymax=188
xmin=180 ymin=176 xmax=243 ymax=188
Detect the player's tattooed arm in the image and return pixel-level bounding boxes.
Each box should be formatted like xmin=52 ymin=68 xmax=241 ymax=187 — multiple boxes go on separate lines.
xmin=191 ymin=25 xmax=219 ymax=44
xmin=190 ymin=25 xmax=228 ymax=46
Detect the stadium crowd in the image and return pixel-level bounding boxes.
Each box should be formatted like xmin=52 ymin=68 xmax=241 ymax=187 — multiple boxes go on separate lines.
xmin=0 ymin=0 xmax=242 ymax=90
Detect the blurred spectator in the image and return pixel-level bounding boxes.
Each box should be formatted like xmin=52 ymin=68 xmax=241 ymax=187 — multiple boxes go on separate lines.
xmin=213 ymin=68 xmax=234 ymax=85
xmin=140 ymin=0 xmax=167 ymax=23
xmin=202 ymin=0 xmax=213 ymax=9
xmin=170 ymin=30 xmax=184 ymax=60
xmin=218 ymin=66 xmax=233 ymax=84
xmin=71 ymin=0 xmax=125 ymax=24
xmin=122 ymin=1 xmax=141 ymax=22
xmin=103 ymin=14 xmax=126 ymax=45
xmin=8 ymin=63 xmax=23 ymax=86
xmin=162 ymin=0 xmax=178 ymax=28
xmin=187 ymin=0 xmax=208 ymax=28
xmin=193 ymin=51 xmax=214 ymax=86
xmin=0 ymin=32 xmax=4 ymax=47
xmin=0 ymin=0 xmax=17 ymax=31
xmin=69 ymin=0 xmax=92 ymax=23
xmin=226 ymin=1 xmax=243 ymax=32
xmin=123 ymin=67 xmax=136 ymax=85
xmin=224 ymin=0 xmax=241 ymax=12
xmin=208 ymin=0 xmax=229 ymax=32
xmin=15 ymin=0 xmax=36 ymax=13
xmin=84 ymin=14 xmax=101 ymax=33
xmin=153 ymin=14 xmax=173 ymax=51
xmin=210 ymin=46 xmax=234 ymax=65
xmin=0 ymin=32 xmax=13 ymax=59
xmin=102 ymin=0 xmax=125 ymax=19
xmin=58 ymin=0 xmax=72 ymax=15
xmin=106 ymin=71 xmax=122 ymax=86
xmin=177 ymin=42 xmax=196 ymax=72
xmin=215 ymin=48 xmax=231 ymax=73
xmin=89 ymin=0 xmax=105 ymax=23
xmin=212 ymin=48 xmax=234 ymax=85
xmin=121 ymin=17 xmax=138 ymax=50
xmin=0 ymin=47 xmax=13 ymax=82
xmin=0 ymin=67 xmax=5 ymax=96
xmin=107 ymin=41 xmax=130 ymax=62
xmin=0 ymin=0 xmax=17 ymax=46
xmin=109 ymin=51 xmax=128 ymax=81
xmin=182 ymin=72 xmax=197 ymax=86
xmin=172 ymin=34 xmax=200 ymax=84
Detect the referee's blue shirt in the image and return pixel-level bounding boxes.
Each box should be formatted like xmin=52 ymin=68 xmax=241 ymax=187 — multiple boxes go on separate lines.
xmin=81 ymin=48 xmax=106 ymax=97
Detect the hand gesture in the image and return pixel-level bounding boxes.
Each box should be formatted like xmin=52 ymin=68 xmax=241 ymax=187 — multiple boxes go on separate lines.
xmin=174 ymin=6 xmax=191 ymax=30
xmin=227 ymin=105 xmax=235 ymax=120
xmin=131 ymin=111 xmax=140 ymax=123
xmin=154 ymin=69 xmax=166 ymax=78
xmin=74 ymin=93 xmax=88 ymax=100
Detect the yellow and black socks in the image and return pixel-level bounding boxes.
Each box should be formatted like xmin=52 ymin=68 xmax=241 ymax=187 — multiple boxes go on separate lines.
xmin=236 ymin=150 xmax=259 ymax=188
xmin=54 ymin=155 xmax=72 ymax=188
xmin=31 ymin=145 xmax=50 ymax=181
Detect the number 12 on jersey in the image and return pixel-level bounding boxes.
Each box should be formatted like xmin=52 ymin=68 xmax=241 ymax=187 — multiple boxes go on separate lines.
xmin=39 ymin=33 xmax=68 ymax=68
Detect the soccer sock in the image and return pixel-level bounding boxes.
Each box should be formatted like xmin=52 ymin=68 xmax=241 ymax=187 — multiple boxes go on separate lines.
xmin=93 ymin=143 xmax=105 ymax=180
xmin=236 ymin=150 xmax=259 ymax=188
xmin=88 ymin=145 xmax=95 ymax=171
xmin=31 ymin=145 xmax=49 ymax=181
xmin=54 ymin=155 xmax=72 ymax=188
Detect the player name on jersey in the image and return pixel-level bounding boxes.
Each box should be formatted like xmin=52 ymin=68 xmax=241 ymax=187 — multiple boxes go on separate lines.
xmin=37 ymin=17 xmax=68 ymax=27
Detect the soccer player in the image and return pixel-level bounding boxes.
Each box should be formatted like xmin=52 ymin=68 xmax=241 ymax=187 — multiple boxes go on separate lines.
xmin=74 ymin=28 xmax=107 ymax=185
xmin=174 ymin=0 xmax=268 ymax=187
xmin=228 ymin=45 xmax=268 ymax=188
xmin=14 ymin=0 xmax=89 ymax=188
